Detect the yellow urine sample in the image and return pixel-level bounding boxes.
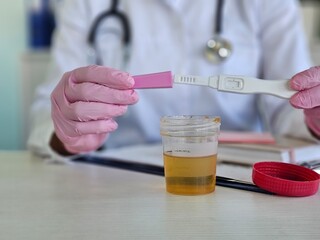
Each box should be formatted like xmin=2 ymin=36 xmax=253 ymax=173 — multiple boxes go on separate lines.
xmin=163 ymin=153 xmax=217 ymax=195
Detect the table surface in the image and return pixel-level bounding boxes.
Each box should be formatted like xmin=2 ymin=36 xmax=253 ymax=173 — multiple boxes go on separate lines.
xmin=1 ymin=151 xmax=320 ymax=240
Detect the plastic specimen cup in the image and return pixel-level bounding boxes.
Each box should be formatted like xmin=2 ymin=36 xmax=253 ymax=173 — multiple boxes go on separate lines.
xmin=160 ymin=115 xmax=221 ymax=195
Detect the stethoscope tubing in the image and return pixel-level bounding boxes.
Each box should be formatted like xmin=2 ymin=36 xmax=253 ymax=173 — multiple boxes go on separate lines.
xmin=87 ymin=0 xmax=230 ymax=65
xmin=87 ymin=0 xmax=131 ymax=50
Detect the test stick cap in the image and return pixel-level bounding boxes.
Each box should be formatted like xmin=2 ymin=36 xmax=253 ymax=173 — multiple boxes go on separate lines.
xmin=132 ymin=71 xmax=173 ymax=89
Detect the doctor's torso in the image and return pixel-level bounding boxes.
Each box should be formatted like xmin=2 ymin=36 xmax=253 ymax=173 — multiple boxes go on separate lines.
xmin=52 ymin=0 xmax=310 ymax=148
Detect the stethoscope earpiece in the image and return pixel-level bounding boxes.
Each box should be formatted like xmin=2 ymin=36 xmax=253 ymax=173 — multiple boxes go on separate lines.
xmin=205 ymin=35 xmax=232 ymax=64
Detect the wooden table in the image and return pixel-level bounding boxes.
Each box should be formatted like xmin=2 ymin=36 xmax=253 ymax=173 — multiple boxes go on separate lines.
xmin=1 ymin=151 xmax=319 ymax=240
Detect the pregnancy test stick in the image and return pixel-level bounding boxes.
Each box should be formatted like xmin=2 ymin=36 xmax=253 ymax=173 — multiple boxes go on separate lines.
xmin=174 ymin=74 xmax=297 ymax=99
xmin=133 ymin=71 xmax=297 ymax=99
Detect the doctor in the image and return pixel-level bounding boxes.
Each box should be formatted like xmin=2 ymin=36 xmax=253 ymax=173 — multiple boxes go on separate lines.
xmin=28 ymin=0 xmax=320 ymax=157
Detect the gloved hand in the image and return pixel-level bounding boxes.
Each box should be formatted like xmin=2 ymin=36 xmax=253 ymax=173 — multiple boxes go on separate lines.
xmin=51 ymin=65 xmax=139 ymax=154
xmin=290 ymin=66 xmax=320 ymax=138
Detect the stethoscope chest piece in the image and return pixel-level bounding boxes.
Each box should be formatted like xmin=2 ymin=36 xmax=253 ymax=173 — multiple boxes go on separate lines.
xmin=205 ymin=35 xmax=232 ymax=64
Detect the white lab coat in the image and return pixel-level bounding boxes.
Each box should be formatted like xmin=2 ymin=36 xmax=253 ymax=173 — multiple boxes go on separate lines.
xmin=28 ymin=0 xmax=316 ymax=157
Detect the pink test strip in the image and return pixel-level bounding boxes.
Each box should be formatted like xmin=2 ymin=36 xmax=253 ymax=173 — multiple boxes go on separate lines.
xmin=132 ymin=71 xmax=173 ymax=89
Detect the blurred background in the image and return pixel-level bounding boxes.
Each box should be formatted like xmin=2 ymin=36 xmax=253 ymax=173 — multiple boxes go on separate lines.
xmin=1 ymin=0 xmax=320 ymax=150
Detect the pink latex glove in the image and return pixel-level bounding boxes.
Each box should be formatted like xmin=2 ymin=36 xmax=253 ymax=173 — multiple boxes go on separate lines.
xmin=290 ymin=66 xmax=320 ymax=138
xmin=51 ymin=65 xmax=139 ymax=154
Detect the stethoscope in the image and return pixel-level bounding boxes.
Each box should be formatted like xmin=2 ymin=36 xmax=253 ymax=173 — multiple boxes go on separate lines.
xmin=87 ymin=0 xmax=232 ymax=65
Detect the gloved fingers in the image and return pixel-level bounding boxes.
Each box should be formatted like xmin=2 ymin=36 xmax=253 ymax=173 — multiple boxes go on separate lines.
xmin=65 ymin=81 xmax=139 ymax=104
xmin=55 ymin=118 xmax=118 ymax=138
xmin=52 ymin=90 xmax=128 ymax=122
xmin=61 ymin=101 xmax=128 ymax=121
xmin=52 ymin=100 xmax=116 ymax=153
xmin=305 ymin=115 xmax=320 ymax=138
xmin=290 ymin=66 xmax=320 ymax=90
xmin=290 ymin=85 xmax=320 ymax=109
xmin=304 ymin=107 xmax=320 ymax=118
xmin=71 ymin=65 xmax=134 ymax=89
xmin=64 ymin=133 xmax=108 ymax=154
xmin=50 ymin=65 xmax=133 ymax=154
